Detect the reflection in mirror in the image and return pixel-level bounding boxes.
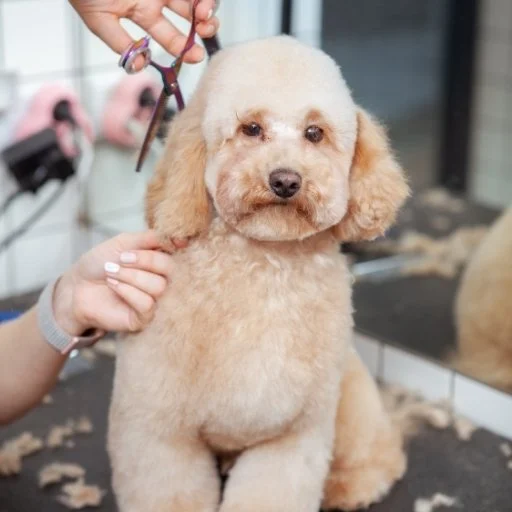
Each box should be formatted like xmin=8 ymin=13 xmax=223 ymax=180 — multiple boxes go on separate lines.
xmin=321 ymin=0 xmax=512 ymax=394
xmin=452 ymin=207 xmax=512 ymax=393
xmin=347 ymin=189 xmax=508 ymax=389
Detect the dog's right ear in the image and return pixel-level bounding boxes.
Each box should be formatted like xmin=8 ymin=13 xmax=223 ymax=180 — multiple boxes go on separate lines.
xmin=145 ymin=91 xmax=211 ymax=242
xmin=331 ymin=109 xmax=409 ymax=242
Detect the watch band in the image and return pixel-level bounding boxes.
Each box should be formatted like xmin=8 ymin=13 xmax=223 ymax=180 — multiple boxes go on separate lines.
xmin=37 ymin=277 xmax=105 ymax=355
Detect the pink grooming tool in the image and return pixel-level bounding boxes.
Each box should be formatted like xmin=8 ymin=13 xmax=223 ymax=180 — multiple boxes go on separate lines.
xmin=13 ymin=83 xmax=95 ymax=159
xmin=101 ymin=73 xmax=161 ymax=148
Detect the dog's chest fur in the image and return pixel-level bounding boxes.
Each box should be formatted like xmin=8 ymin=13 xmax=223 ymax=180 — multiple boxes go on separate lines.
xmin=112 ymin=219 xmax=353 ymax=452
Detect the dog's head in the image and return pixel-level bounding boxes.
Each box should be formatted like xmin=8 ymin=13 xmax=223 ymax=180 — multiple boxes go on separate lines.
xmin=146 ymin=36 xmax=409 ymax=243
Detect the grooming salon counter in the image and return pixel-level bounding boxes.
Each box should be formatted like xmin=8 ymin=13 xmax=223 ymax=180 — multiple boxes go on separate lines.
xmin=1 ymin=283 xmax=511 ymax=512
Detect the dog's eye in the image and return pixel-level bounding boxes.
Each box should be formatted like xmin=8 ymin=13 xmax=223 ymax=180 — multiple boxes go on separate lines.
xmin=242 ymin=123 xmax=263 ymax=137
xmin=304 ymin=125 xmax=324 ymax=143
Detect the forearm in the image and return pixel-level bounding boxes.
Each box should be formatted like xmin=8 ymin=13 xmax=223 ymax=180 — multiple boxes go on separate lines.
xmin=0 ymin=306 xmax=67 ymax=425
xmin=0 ymin=231 xmax=178 ymax=426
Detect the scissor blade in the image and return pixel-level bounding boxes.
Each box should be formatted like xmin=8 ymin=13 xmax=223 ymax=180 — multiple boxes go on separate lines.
xmin=135 ymin=89 xmax=169 ymax=173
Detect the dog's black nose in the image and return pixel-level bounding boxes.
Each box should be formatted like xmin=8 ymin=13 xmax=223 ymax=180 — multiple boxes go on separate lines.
xmin=269 ymin=169 xmax=302 ymax=199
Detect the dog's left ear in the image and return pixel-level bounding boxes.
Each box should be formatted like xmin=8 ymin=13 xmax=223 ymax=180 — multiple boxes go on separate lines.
xmin=332 ymin=108 xmax=410 ymax=242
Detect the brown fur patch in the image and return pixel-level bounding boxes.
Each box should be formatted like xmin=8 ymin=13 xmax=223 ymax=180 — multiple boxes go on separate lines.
xmin=236 ymin=109 xmax=269 ymax=128
xmin=236 ymin=109 xmax=270 ymax=141
xmin=303 ymin=109 xmax=337 ymax=147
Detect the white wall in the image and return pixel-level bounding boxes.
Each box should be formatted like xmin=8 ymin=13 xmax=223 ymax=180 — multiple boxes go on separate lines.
xmin=0 ymin=0 xmax=323 ymax=299
xmin=469 ymin=0 xmax=512 ymax=208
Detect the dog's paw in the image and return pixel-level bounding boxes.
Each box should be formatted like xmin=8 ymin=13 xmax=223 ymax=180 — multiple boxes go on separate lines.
xmin=322 ymin=452 xmax=406 ymax=511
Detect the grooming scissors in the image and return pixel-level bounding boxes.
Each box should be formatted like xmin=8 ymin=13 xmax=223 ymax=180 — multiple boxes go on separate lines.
xmin=119 ymin=0 xmax=221 ymax=172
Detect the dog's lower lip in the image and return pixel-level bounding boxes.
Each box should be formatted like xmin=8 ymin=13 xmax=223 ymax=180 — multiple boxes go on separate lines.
xmin=269 ymin=197 xmax=296 ymax=207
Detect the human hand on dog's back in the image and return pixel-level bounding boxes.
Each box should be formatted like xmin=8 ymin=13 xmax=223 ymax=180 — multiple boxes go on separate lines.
xmin=69 ymin=0 xmax=220 ymax=69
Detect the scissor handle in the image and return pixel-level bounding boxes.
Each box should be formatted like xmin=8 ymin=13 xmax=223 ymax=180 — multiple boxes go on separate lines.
xmin=120 ymin=0 xmax=207 ymax=76
xmin=130 ymin=0 xmax=221 ymax=173
xmin=118 ymin=35 xmax=152 ymax=74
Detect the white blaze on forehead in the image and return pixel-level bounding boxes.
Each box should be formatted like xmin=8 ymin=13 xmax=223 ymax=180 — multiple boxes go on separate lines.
xmin=270 ymin=121 xmax=300 ymax=139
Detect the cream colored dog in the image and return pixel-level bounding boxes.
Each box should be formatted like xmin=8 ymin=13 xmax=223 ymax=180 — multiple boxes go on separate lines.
xmin=107 ymin=35 xmax=410 ymax=512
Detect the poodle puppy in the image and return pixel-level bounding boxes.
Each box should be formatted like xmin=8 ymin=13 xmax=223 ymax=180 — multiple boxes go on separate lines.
xmin=107 ymin=35 xmax=409 ymax=512
xmin=453 ymin=206 xmax=512 ymax=391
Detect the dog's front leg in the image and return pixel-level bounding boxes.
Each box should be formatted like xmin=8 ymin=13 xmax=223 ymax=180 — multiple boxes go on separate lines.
xmin=219 ymin=409 xmax=337 ymax=512
xmin=109 ymin=429 xmax=221 ymax=512
xmin=219 ymin=429 xmax=332 ymax=512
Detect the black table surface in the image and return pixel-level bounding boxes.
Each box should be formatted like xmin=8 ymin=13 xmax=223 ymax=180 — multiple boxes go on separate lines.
xmin=1 ymin=354 xmax=512 ymax=512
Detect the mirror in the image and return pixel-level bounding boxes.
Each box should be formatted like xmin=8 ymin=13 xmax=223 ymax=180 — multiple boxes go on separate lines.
xmin=322 ymin=0 xmax=512 ymax=394
xmin=348 ymin=190 xmax=509 ymax=391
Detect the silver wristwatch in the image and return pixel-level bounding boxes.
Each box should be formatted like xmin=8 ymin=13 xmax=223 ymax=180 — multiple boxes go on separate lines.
xmin=37 ymin=278 xmax=105 ymax=355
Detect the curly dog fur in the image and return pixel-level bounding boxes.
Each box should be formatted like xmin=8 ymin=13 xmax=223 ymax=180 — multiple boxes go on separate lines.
xmin=107 ymin=35 xmax=410 ymax=512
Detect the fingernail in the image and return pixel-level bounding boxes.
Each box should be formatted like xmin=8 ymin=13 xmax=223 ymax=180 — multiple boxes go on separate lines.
xmin=105 ymin=262 xmax=120 ymax=273
xmin=205 ymin=23 xmax=215 ymax=35
xmin=207 ymin=8 xmax=213 ymax=19
xmin=120 ymin=252 xmax=137 ymax=264
xmin=106 ymin=277 xmax=119 ymax=287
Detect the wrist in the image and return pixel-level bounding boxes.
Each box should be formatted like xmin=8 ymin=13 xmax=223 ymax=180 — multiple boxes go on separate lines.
xmin=38 ymin=277 xmax=106 ymax=356
xmin=52 ymin=271 xmax=90 ymax=337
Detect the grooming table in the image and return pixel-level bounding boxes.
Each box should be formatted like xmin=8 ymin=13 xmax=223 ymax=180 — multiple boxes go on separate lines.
xmin=1 ymin=293 xmax=511 ymax=511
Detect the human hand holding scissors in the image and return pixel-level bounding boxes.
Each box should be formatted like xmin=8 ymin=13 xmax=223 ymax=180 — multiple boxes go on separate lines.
xmin=72 ymin=0 xmax=221 ymax=173
xmin=69 ymin=0 xmax=220 ymax=68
